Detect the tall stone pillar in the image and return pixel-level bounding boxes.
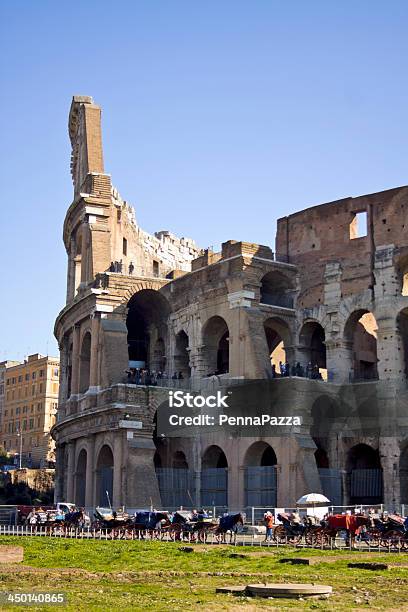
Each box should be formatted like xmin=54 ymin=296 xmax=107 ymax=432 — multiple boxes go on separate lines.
xmin=379 ymin=438 xmax=400 ymax=512
xmin=376 ymin=321 xmax=405 ymax=384
xmin=54 ymin=444 xmax=65 ymax=502
xmin=125 ymin=438 xmax=161 ymax=508
xmin=89 ymin=313 xmax=100 ymax=391
xmin=85 ymin=435 xmax=95 ymax=508
xmin=113 ymin=433 xmax=123 ymax=507
xmin=70 ymin=325 xmax=81 ymax=396
xmin=327 ymin=339 xmax=353 ymax=383
xmin=66 ymin=441 xmax=76 ymax=502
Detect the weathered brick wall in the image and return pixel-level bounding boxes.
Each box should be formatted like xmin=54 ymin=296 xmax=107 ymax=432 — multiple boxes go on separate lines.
xmin=276 ymin=186 xmax=408 ymax=308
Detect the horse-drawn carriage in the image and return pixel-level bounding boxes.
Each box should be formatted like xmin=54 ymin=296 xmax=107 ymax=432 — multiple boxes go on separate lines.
xmin=92 ymin=507 xmax=133 ymax=537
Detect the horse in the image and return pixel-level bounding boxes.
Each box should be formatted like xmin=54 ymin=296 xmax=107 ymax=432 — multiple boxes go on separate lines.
xmin=214 ymin=513 xmax=244 ymax=543
xmin=321 ymin=514 xmax=371 ymax=548
xmin=133 ymin=511 xmax=171 ymax=539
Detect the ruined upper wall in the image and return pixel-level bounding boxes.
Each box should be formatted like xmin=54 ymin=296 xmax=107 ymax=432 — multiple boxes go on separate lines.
xmin=276 ymin=186 xmax=408 ymax=308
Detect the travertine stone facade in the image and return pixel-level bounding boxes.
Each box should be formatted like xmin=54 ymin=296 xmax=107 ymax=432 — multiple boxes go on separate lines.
xmin=52 ymin=96 xmax=408 ymax=512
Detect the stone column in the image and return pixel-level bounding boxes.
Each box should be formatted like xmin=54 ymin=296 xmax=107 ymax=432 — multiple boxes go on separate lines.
xmin=376 ymin=322 xmax=405 ymax=384
xmin=89 ymin=313 xmax=100 ymax=391
xmin=70 ymin=325 xmax=81 ymax=396
xmin=327 ymin=339 xmax=353 ymax=383
xmin=85 ymin=435 xmax=95 ymax=508
xmin=54 ymin=444 xmax=65 ymax=502
xmin=379 ymin=438 xmax=400 ymax=511
xmin=113 ymin=432 xmax=123 ymax=507
xmin=66 ymin=441 xmax=76 ymax=502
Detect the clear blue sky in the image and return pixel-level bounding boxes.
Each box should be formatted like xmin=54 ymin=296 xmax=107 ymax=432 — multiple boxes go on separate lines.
xmin=0 ymin=1 xmax=407 ymax=360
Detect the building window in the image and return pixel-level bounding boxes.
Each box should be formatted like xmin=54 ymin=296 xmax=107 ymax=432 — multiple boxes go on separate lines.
xmin=39 ymin=383 xmax=43 ymax=393
xmin=153 ymin=260 xmax=159 ymax=277
xmin=32 ymin=385 xmax=35 ymax=396
xmin=29 ymin=419 xmax=34 ymax=429
xmin=23 ymin=420 xmax=27 ymax=431
xmin=53 ymin=368 xmax=59 ymax=377
xmin=18 ymin=375 xmax=22 ymax=383
xmin=32 ymin=372 xmax=36 ymax=380
xmin=350 ymin=211 xmax=368 ymax=239
xmin=39 ymin=370 xmax=44 ymax=378
xmin=16 ymin=407 xmax=20 ymax=415
xmin=123 ymin=237 xmax=127 ymax=256
xmin=25 ymin=374 xmax=29 ymax=381
xmin=6 ymin=379 xmax=10 ymax=385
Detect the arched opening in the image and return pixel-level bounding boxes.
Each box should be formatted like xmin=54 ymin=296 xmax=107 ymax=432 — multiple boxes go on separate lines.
xmin=75 ymin=449 xmax=87 ymax=507
xmin=175 ymin=331 xmax=191 ymax=378
xmin=201 ymin=445 xmax=228 ymax=507
xmin=244 ymin=442 xmax=277 ymax=507
xmin=344 ymin=310 xmax=378 ymax=382
xmin=202 ymin=316 xmax=229 ymax=375
xmin=397 ymin=308 xmax=408 ymax=379
xmin=79 ymin=332 xmax=91 ymax=394
xmin=96 ymin=445 xmax=114 ymax=507
xmin=400 ymin=444 xmax=408 ymax=505
xmin=397 ymin=255 xmax=408 ymax=296
xmin=299 ymin=321 xmax=327 ymax=380
xmin=346 ymin=443 xmax=383 ymax=505
xmin=264 ymin=317 xmax=292 ymax=376
xmin=73 ymin=233 xmax=82 ymax=295
xmin=155 ymin=443 xmax=194 ymax=508
xmin=127 ymin=289 xmax=170 ymax=369
xmin=260 ymin=270 xmax=294 ymax=308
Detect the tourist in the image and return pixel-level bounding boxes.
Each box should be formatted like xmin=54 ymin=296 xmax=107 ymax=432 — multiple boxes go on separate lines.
xmin=264 ymin=511 xmax=274 ymax=541
xmin=128 ymin=261 xmax=134 ymax=275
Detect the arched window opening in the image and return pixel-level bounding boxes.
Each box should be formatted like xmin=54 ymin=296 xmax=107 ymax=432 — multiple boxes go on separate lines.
xmin=75 ymin=449 xmax=87 ymax=507
xmin=74 ymin=234 xmax=82 ymax=295
xmin=244 ymin=442 xmax=277 ymax=507
xmin=156 ymin=448 xmax=193 ymax=508
xmin=344 ymin=310 xmax=378 ymax=382
xmin=127 ymin=290 xmax=170 ymax=369
xmin=397 ymin=255 xmax=408 ymax=296
xmin=172 ymin=450 xmax=189 ymax=469
xmin=202 ymin=316 xmax=229 ymax=375
xmin=264 ymin=317 xmax=291 ymax=376
xmin=96 ymin=445 xmax=114 ymax=507
xmin=175 ymin=331 xmax=190 ymax=378
xmin=346 ymin=443 xmax=383 ymax=505
xmin=299 ymin=321 xmax=327 ymax=380
xmin=79 ymin=332 xmax=91 ymax=394
xmin=260 ymin=271 xmax=294 ymax=308
xmin=201 ymin=445 xmax=228 ymax=507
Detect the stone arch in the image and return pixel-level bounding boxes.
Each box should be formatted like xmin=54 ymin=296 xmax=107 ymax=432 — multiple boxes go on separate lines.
xmin=399 ymin=442 xmax=408 ymax=505
xmin=174 ymin=330 xmax=190 ymax=378
xmin=79 ymin=331 xmax=91 ymax=393
xmin=201 ymin=445 xmax=228 ymax=507
xmin=244 ymin=441 xmax=277 ymax=507
xmin=344 ymin=309 xmax=379 ymax=381
xmin=260 ymin=270 xmax=294 ymax=308
xmin=127 ymin=289 xmax=171 ymax=368
xmin=299 ymin=320 xmax=327 ymax=378
xmin=263 ymin=316 xmax=293 ymax=375
xmin=201 ymin=315 xmax=230 ymax=375
xmin=346 ymin=443 xmax=383 ymax=505
xmin=75 ymin=448 xmax=87 ymax=507
xmin=96 ymin=444 xmax=114 ymax=507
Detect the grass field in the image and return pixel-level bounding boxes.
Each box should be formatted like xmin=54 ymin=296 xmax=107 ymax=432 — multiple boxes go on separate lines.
xmin=0 ymin=536 xmax=407 ymax=610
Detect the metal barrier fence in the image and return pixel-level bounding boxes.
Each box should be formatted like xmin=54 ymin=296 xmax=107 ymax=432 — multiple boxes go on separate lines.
xmin=0 ymin=524 xmax=406 ymax=552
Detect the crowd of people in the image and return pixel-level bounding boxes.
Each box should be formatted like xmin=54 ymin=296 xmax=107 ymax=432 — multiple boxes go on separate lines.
xmin=123 ymin=369 xmax=185 ymax=386
xmin=272 ymin=360 xmax=324 ymax=380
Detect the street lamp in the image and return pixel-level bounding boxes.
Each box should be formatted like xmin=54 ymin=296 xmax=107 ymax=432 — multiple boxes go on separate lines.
xmin=17 ymin=429 xmax=23 ymax=469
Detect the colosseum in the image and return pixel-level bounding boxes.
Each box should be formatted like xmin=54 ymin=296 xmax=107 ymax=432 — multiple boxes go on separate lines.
xmin=52 ymin=95 xmax=408 ymax=514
